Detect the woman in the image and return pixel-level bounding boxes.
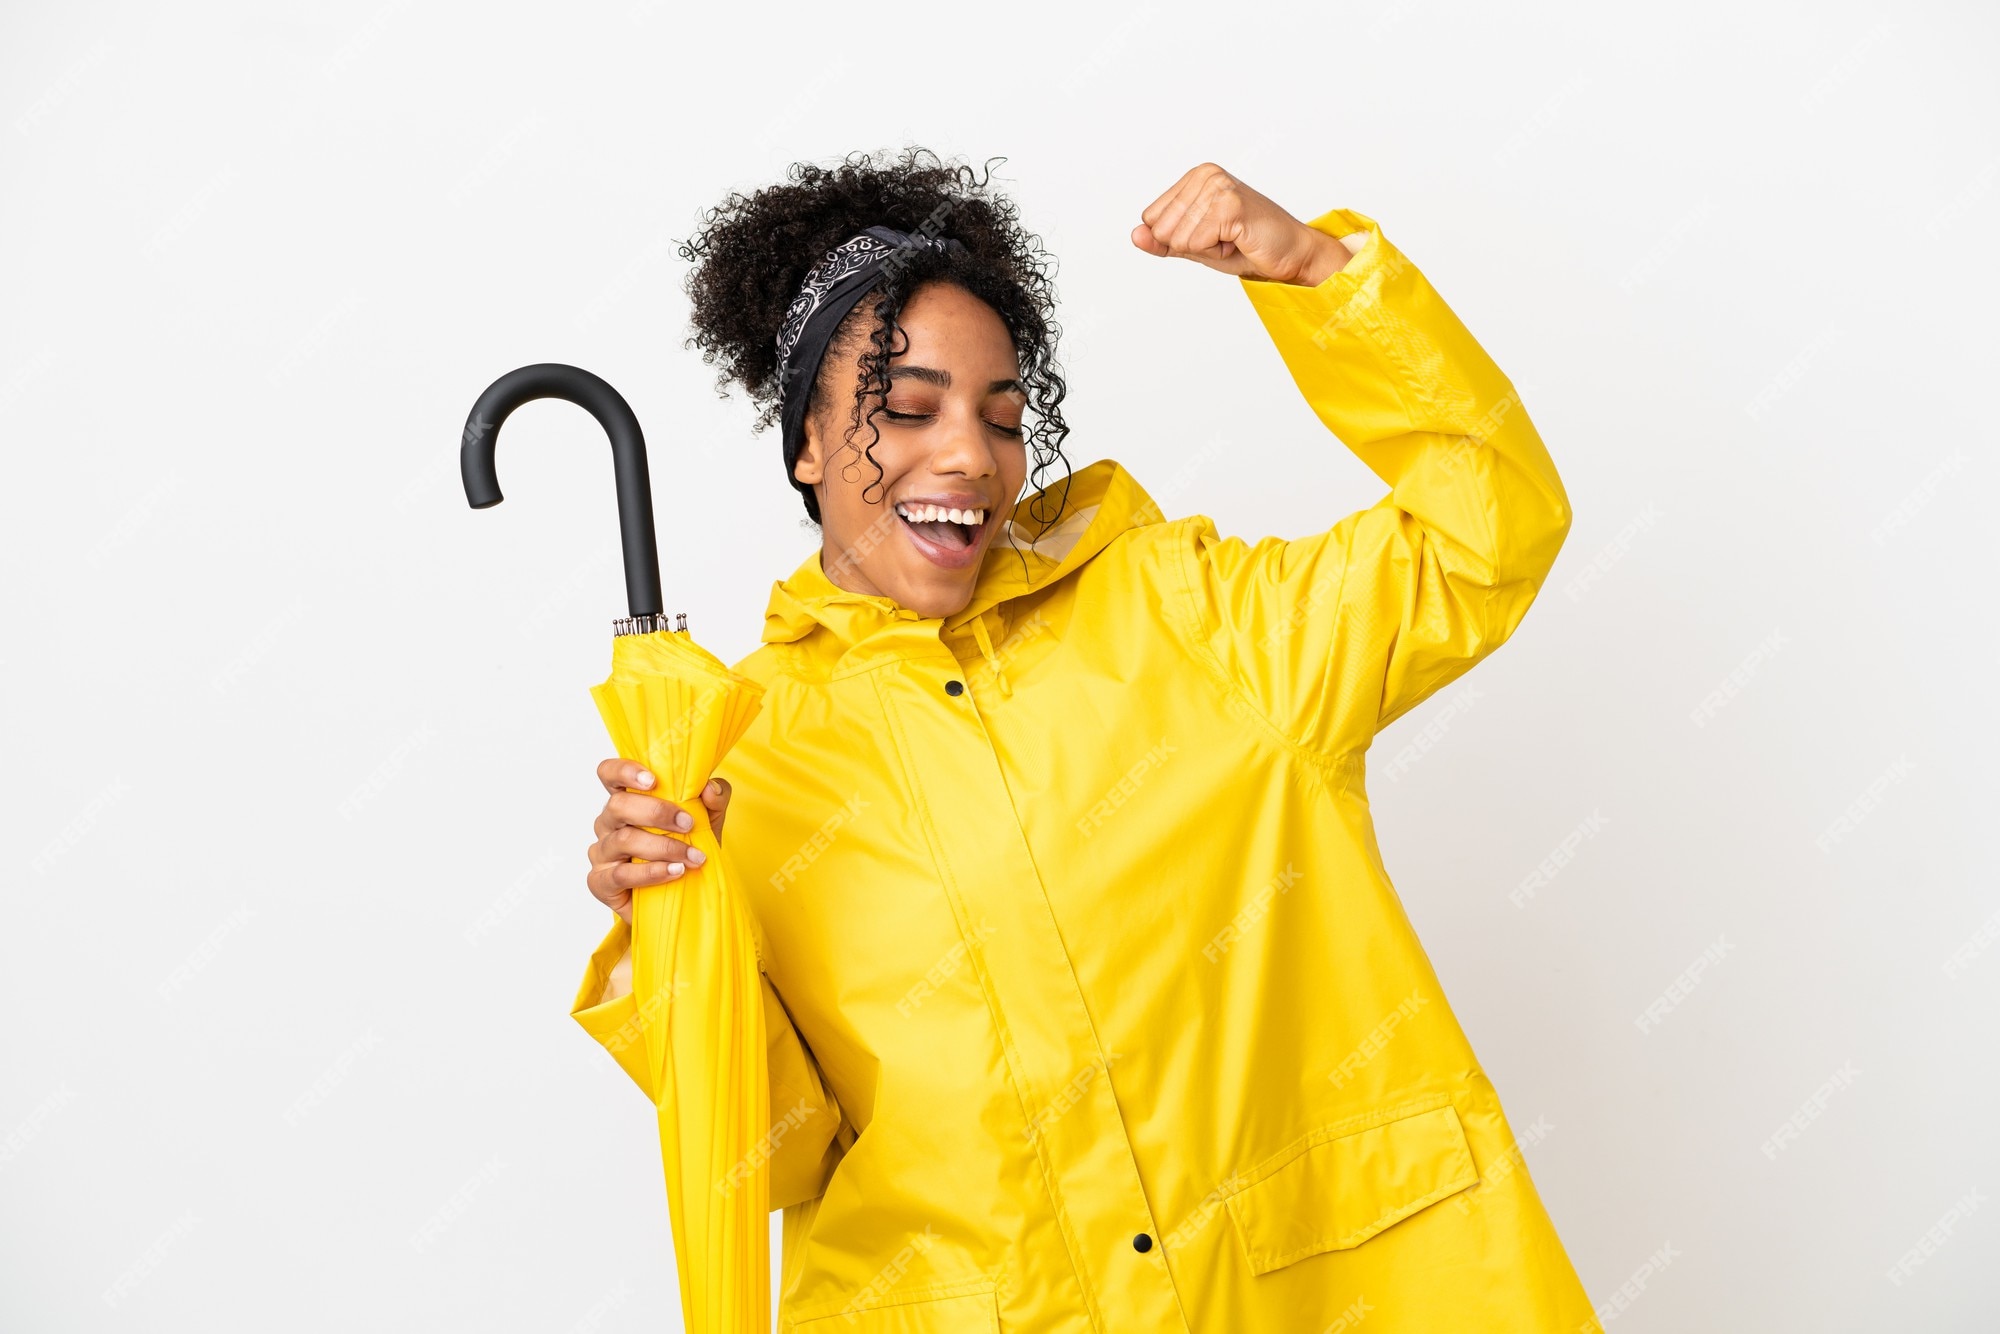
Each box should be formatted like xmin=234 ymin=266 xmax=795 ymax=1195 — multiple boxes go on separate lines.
xmin=573 ymin=148 xmax=1596 ymax=1332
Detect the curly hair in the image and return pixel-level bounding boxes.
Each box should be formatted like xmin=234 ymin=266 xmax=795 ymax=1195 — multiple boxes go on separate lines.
xmin=675 ymin=146 xmax=1074 ymax=549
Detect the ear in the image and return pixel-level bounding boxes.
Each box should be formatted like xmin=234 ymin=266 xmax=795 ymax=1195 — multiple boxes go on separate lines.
xmin=792 ymin=414 xmax=823 ymax=486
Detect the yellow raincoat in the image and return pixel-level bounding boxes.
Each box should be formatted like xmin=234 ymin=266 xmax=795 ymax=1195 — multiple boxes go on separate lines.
xmin=573 ymin=206 xmax=1599 ymax=1332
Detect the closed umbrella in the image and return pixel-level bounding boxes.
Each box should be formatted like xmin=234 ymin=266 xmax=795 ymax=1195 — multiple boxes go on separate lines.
xmin=461 ymin=363 xmax=769 ymax=1332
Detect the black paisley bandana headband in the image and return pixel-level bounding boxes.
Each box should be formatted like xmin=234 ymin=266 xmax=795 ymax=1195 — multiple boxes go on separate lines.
xmin=775 ymin=225 xmax=968 ymax=519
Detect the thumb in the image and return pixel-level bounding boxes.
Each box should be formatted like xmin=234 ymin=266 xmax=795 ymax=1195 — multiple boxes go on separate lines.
xmin=1130 ymin=222 xmax=1170 ymax=257
xmin=701 ymin=775 xmax=732 ymax=835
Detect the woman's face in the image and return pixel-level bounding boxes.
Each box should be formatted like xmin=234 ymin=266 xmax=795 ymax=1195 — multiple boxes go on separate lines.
xmin=793 ymin=281 xmax=1028 ymax=619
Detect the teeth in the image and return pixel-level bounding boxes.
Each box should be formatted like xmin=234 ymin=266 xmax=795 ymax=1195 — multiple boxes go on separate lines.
xmin=898 ymin=502 xmax=985 ymax=526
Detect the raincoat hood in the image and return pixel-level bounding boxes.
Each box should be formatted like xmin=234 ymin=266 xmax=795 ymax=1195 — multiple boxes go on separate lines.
xmin=759 ymin=457 xmax=1159 ymax=698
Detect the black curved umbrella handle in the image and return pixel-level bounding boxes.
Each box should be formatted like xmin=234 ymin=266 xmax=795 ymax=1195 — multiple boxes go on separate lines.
xmin=460 ymin=363 xmax=663 ymax=619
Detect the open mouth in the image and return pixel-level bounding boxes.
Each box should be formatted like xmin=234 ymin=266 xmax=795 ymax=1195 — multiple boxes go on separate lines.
xmin=895 ymin=501 xmax=988 ymax=554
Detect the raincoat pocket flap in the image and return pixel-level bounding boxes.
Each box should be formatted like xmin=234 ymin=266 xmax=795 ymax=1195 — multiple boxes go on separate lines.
xmin=791 ymin=1285 xmax=998 ymax=1333
xmin=1224 ymin=1100 xmax=1479 ymax=1276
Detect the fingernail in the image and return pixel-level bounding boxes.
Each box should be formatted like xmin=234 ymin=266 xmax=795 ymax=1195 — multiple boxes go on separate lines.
xmin=686 ymin=848 xmax=707 ymax=865
xmin=706 ymin=779 xmax=720 ymax=799
xmin=635 ymin=770 xmax=654 ymax=788
xmin=675 ymin=811 xmax=693 ymax=831
xmin=667 ymin=862 xmax=685 ymax=876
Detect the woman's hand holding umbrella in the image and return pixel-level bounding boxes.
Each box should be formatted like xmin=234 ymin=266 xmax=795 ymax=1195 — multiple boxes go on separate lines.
xmin=588 ymin=761 xmax=734 ymax=927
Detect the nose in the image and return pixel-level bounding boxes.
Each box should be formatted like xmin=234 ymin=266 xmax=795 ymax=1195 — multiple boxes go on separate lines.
xmin=927 ymin=400 xmax=1001 ymax=483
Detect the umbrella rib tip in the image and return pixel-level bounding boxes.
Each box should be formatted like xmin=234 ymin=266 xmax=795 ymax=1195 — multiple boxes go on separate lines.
xmin=611 ymin=612 xmax=691 ymax=637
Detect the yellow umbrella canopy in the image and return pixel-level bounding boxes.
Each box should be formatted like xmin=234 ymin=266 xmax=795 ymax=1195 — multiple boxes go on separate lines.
xmin=463 ymin=364 xmax=770 ymax=1332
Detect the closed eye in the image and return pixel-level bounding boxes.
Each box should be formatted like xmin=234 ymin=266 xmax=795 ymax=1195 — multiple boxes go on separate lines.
xmin=881 ymin=408 xmax=1024 ymax=438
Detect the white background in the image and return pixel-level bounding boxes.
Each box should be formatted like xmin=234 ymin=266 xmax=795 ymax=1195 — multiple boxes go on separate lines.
xmin=3 ymin=0 xmax=1996 ymax=1329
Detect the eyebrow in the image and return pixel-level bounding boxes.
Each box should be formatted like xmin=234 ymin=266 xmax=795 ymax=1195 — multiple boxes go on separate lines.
xmin=887 ymin=365 xmax=1023 ymax=396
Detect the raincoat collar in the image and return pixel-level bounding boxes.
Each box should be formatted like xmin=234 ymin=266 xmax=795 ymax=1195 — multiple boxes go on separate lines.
xmin=759 ymin=458 xmax=1163 ymax=682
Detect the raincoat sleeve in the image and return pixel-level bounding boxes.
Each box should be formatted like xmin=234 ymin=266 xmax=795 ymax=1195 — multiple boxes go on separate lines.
xmin=1174 ymin=205 xmax=1572 ymax=757
xmin=570 ymin=914 xmax=850 ymax=1211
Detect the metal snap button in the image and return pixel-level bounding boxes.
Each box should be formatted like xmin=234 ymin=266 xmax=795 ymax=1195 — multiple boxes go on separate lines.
xmin=944 ymin=679 xmax=964 ymax=696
